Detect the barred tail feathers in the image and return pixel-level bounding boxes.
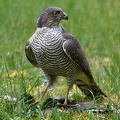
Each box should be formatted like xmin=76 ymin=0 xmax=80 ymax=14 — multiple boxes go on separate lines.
xmin=76 ymin=72 xmax=107 ymax=98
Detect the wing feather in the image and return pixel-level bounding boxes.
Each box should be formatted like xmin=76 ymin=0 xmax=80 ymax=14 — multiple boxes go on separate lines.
xmin=62 ymin=32 xmax=93 ymax=79
xmin=25 ymin=40 xmax=39 ymax=67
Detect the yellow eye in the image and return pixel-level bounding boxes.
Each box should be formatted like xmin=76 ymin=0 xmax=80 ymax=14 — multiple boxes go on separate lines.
xmin=53 ymin=11 xmax=59 ymax=16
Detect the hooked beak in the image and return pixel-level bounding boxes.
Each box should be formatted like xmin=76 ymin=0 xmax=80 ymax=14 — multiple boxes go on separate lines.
xmin=62 ymin=12 xmax=68 ymax=20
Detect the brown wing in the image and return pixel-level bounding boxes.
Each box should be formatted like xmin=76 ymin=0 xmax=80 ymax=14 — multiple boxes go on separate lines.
xmin=62 ymin=32 xmax=107 ymax=97
xmin=62 ymin=32 xmax=93 ymax=79
xmin=25 ymin=40 xmax=39 ymax=67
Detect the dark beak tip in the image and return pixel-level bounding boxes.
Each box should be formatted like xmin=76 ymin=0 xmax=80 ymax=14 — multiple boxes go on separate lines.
xmin=63 ymin=16 xmax=68 ymax=20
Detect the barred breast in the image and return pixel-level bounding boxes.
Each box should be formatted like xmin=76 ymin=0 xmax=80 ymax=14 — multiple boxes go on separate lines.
xmin=30 ymin=26 xmax=79 ymax=77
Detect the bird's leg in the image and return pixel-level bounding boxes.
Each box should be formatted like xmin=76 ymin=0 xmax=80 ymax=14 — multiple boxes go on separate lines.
xmin=31 ymin=85 xmax=50 ymax=105
xmin=64 ymin=87 xmax=70 ymax=105
xmin=31 ymin=74 xmax=57 ymax=105
xmin=40 ymin=85 xmax=49 ymax=101
xmin=64 ymin=77 xmax=74 ymax=105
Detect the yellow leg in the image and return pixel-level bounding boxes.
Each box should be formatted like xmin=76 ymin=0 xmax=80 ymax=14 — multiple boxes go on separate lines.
xmin=31 ymin=85 xmax=49 ymax=105
xmin=63 ymin=87 xmax=70 ymax=105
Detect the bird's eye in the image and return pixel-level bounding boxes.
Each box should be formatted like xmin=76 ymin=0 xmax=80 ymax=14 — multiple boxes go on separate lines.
xmin=53 ymin=11 xmax=60 ymax=16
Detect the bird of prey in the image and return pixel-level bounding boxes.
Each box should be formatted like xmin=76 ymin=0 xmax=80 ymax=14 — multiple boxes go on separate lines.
xmin=25 ymin=7 xmax=106 ymax=104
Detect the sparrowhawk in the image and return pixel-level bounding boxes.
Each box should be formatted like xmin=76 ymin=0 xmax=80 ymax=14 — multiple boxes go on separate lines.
xmin=25 ymin=7 xmax=106 ymax=104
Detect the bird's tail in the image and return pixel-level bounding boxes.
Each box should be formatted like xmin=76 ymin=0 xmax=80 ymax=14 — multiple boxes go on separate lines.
xmin=76 ymin=79 xmax=107 ymax=98
xmin=76 ymin=73 xmax=107 ymax=98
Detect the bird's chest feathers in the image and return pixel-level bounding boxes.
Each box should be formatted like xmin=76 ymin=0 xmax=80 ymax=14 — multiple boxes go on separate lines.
xmin=33 ymin=27 xmax=64 ymax=61
xmin=37 ymin=27 xmax=62 ymax=47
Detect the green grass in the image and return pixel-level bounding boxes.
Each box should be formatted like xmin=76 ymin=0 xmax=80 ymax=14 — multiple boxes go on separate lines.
xmin=0 ymin=0 xmax=120 ymax=119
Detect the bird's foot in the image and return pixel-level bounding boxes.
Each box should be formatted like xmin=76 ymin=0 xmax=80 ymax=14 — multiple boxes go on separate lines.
xmin=30 ymin=98 xmax=42 ymax=106
xmin=63 ymin=100 xmax=67 ymax=105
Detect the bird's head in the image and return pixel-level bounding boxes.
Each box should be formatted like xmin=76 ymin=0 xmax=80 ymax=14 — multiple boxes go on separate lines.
xmin=37 ymin=7 xmax=68 ymax=28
